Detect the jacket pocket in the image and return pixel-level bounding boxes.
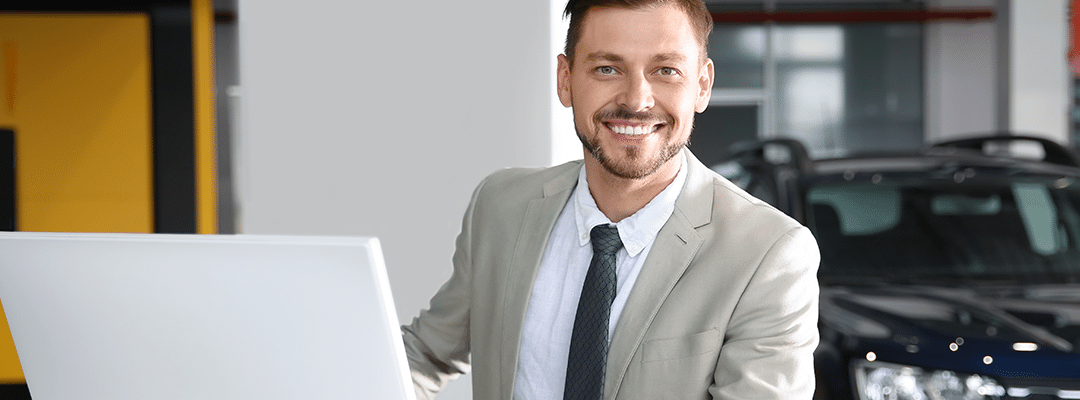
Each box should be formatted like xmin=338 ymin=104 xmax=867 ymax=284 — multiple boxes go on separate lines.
xmin=641 ymin=328 xmax=722 ymax=363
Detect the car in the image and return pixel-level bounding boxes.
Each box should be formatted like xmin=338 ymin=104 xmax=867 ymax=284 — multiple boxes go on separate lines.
xmin=711 ymin=135 xmax=1080 ymax=400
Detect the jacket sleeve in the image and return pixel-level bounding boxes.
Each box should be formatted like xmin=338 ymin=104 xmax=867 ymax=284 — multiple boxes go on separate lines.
xmin=710 ymin=226 xmax=821 ymax=400
xmin=400 ymin=176 xmax=489 ymax=400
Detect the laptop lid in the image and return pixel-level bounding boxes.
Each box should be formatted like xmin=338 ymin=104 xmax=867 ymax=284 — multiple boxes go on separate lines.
xmin=0 ymin=232 xmax=416 ymax=400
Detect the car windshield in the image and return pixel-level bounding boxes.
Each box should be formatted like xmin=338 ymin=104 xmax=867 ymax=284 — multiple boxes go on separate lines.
xmin=805 ymin=172 xmax=1080 ymax=285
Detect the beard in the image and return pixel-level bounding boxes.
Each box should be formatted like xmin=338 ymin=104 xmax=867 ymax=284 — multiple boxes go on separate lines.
xmin=576 ymin=107 xmax=687 ymax=180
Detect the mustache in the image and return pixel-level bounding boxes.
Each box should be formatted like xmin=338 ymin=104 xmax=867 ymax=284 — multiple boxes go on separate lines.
xmin=595 ymin=107 xmax=673 ymax=125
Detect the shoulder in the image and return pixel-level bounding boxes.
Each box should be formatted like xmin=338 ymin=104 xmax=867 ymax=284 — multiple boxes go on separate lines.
xmin=682 ymin=157 xmax=803 ymax=234
xmin=459 ymin=160 xmax=582 ymax=221
xmin=712 ymin=173 xmax=819 ymax=271
xmin=683 ymin=162 xmax=816 ymax=262
xmin=483 ymin=159 xmax=581 ymax=185
xmin=474 ymin=159 xmax=582 ymax=199
xmin=713 ymin=174 xmax=798 ymax=226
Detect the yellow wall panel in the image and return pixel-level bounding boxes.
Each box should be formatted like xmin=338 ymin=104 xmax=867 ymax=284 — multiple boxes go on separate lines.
xmin=0 ymin=13 xmax=153 ymax=383
xmin=193 ymin=0 xmax=218 ymax=234
xmin=0 ymin=13 xmax=153 ymax=234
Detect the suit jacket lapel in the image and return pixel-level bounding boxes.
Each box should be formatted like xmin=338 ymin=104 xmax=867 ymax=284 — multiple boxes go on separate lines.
xmin=498 ymin=162 xmax=580 ymax=399
xmin=606 ymin=150 xmax=715 ymax=399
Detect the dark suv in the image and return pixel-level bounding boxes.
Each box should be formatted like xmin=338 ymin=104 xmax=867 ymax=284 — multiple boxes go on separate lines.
xmin=712 ymin=136 xmax=1080 ymax=400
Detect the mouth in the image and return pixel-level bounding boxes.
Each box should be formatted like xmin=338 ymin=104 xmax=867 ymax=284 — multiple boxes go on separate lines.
xmin=604 ymin=121 xmax=664 ymax=137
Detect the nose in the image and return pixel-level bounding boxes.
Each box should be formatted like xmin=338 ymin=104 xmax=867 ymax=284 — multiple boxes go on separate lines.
xmin=617 ymin=73 xmax=654 ymax=112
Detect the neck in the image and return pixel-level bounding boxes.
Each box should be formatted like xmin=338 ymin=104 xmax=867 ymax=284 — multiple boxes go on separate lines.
xmin=584 ymin=151 xmax=682 ymax=223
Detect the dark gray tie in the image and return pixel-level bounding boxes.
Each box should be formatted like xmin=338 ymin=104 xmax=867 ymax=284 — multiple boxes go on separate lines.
xmin=564 ymin=224 xmax=623 ymax=400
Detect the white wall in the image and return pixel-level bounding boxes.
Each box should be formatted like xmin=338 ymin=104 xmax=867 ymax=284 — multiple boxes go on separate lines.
xmin=1005 ymin=0 xmax=1070 ymax=142
xmin=925 ymin=0 xmax=1071 ymax=144
xmin=924 ymin=0 xmax=998 ymax=142
xmin=237 ymin=1 xmax=566 ymax=398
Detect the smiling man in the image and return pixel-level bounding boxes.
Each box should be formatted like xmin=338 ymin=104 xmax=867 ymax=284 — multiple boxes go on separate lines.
xmin=401 ymin=1 xmax=821 ymax=399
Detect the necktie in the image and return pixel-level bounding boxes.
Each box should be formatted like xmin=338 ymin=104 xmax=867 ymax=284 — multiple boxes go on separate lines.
xmin=564 ymin=224 xmax=623 ymax=400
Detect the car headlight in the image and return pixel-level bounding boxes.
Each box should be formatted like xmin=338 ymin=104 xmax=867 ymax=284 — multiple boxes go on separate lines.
xmin=853 ymin=360 xmax=1006 ymax=400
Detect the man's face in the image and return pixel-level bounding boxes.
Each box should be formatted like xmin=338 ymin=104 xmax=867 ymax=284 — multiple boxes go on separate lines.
xmin=558 ymin=3 xmax=713 ymax=180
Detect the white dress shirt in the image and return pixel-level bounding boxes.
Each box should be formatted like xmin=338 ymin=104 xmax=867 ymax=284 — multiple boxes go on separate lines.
xmin=513 ymin=154 xmax=688 ymax=400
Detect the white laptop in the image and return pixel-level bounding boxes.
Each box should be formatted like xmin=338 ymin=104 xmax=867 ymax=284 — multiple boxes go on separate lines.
xmin=0 ymin=232 xmax=416 ymax=400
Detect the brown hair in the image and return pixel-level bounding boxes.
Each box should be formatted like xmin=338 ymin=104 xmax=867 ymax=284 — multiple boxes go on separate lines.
xmin=562 ymin=0 xmax=713 ymax=66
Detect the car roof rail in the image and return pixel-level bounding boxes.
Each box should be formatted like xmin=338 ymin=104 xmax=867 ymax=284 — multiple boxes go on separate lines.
xmin=931 ymin=134 xmax=1080 ymax=168
xmin=725 ymin=138 xmax=813 ymax=174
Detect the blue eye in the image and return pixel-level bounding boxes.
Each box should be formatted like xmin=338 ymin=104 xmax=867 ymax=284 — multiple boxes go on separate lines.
xmin=596 ymin=66 xmax=616 ymax=75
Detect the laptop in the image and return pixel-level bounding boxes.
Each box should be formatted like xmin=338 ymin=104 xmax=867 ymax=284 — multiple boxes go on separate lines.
xmin=0 ymin=232 xmax=416 ymax=400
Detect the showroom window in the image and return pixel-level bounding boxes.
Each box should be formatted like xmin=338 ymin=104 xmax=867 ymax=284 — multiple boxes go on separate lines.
xmin=690 ymin=3 xmax=925 ymax=166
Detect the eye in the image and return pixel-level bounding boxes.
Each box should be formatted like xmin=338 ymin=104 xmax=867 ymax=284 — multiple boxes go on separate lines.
xmin=596 ymin=66 xmax=617 ymax=75
xmin=658 ymin=67 xmax=679 ymax=76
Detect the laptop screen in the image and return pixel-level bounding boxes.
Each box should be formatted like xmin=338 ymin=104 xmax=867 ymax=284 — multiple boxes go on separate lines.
xmin=0 ymin=232 xmax=415 ymax=400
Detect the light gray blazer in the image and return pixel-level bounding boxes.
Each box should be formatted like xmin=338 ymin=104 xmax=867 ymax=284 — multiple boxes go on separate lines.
xmin=402 ymin=149 xmax=820 ymax=400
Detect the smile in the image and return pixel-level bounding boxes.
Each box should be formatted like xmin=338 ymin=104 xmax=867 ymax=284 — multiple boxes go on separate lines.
xmin=605 ymin=122 xmax=663 ymax=136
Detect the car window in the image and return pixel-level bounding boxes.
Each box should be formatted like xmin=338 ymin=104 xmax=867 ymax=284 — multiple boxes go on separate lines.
xmin=1012 ymin=183 xmax=1059 ymax=256
xmin=807 ymin=186 xmax=900 ymax=235
xmin=806 ymin=175 xmax=1080 ymax=283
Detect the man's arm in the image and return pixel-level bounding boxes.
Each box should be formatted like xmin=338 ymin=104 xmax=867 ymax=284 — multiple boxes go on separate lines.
xmin=710 ymin=226 xmax=821 ymax=399
xmin=400 ymin=177 xmax=489 ymax=400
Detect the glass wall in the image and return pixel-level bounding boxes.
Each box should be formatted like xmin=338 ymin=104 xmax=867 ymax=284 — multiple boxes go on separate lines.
xmin=690 ymin=18 xmax=924 ymax=162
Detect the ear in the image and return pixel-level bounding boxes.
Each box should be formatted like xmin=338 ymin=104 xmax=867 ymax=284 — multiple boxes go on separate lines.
xmin=557 ymin=53 xmax=573 ymax=108
xmin=695 ymin=58 xmax=714 ymax=113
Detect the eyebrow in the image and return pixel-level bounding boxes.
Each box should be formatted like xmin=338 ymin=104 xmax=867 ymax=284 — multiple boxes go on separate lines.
xmin=584 ymin=52 xmax=623 ymax=63
xmin=653 ymin=53 xmax=687 ymax=63
xmin=583 ymin=52 xmax=688 ymax=64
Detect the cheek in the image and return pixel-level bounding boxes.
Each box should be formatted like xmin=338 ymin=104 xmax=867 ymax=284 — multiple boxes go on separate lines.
xmin=660 ymin=91 xmax=700 ymax=122
xmin=571 ymin=92 xmax=608 ymax=122
xmin=661 ymin=93 xmax=699 ymax=139
xmin=657 ymin=82 xmax=698 ymax=107
xmin=571 ymin=102 xmax=602 ymax=132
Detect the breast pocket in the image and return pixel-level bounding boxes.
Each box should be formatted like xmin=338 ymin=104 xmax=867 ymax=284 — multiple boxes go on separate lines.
xmin=641 ymin=328 xmax=722 ymax=363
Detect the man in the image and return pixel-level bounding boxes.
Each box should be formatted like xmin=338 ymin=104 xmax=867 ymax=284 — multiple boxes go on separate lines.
xmin=401 ymin=0 xmax=820 ymax=399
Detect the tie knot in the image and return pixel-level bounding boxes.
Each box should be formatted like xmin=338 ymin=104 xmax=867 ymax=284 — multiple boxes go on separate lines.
xmin=590 ymin=224 xmax=623 ymax=256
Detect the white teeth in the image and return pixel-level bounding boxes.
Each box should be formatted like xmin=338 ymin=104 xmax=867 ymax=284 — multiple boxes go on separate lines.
xmin=610 ymin=124 xmax=653 ymax=136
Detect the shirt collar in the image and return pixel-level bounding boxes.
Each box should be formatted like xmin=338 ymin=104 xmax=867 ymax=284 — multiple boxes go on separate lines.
xmin=573 ymin=151 xmax=688 ymax=257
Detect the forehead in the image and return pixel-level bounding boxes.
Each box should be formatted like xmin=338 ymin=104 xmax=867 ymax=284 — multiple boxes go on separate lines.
xmin=575 ymin=4 xmax=699 ymax=62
